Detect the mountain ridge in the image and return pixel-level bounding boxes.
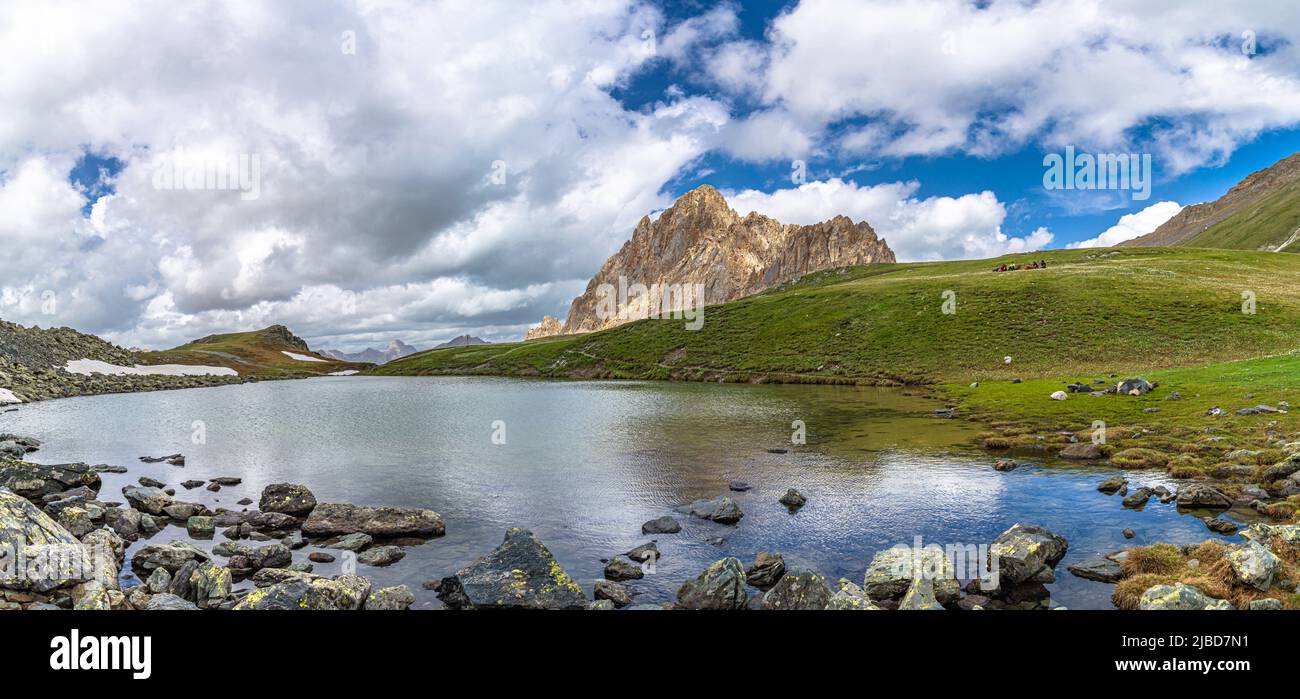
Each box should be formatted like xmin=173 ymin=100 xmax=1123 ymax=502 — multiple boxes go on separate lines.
xmin=525 ymin=184 xmax=895 ymax=339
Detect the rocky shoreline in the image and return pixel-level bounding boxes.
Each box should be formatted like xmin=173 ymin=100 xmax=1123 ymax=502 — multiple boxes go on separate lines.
xmin=2 ymin=429 xmax=1297 ymax=611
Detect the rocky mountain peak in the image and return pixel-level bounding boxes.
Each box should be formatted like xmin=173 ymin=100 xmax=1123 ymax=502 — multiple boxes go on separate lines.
xmin=525 ymin=185 xmax=895 ymax=339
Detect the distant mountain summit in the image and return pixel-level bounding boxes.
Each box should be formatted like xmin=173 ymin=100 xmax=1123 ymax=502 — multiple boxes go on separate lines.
xmin=322 ymin=339 xmax=419 ymax=364
xmin=433 ymin=335 xmax=489 ymax=349
xmin=524 ymin=184 xmax=895 ymax=339
xmin=1123 ymin=151 xmax=1300 ymax=250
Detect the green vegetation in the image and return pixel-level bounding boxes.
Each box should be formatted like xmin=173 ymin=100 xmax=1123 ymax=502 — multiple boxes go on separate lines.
xmin=1186 ymin=178 xmax=1300 ymax=252
xmin=378 ymin=246 xmax=1300 ymax=385
xmin=140 ymin=326 xmax=367 ymax=378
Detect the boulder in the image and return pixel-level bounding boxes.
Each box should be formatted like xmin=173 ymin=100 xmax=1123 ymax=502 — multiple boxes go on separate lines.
xmin=677 ymin=496 xmax=743 ymax=524
xmin=1066 ymin=554 xmax=1124 ymax=583
xmin=1248 ymin=598 xmax=1283 ymax=611
xmin=189 ymin=561 xmax=231 ymax=608
xmin=0 ymin=461 xmax=101 ymax=500
xmin=120 ymin=486 xmax=172 ymax=515
xmin=357 ymin=545 xmax=405 ymax=567
xmin=676 ymin=557 xmax=747 ymax=610
xmin=249 ymin=511 xmax=297 ymax=533
xmin=326 ymin=532 xmax=373 ymax=552
xmin=1122 ymin=487 xmax=1153 ymax=508
xmin=436 ymin=528 xmax=585 ymax=610
xmin=1139 ymin=583 xmax=1234 ymax=610
xmin=234 ymin=574 xmax=373 ymax=611
xmin=779 ymin=489 xmax=807 ymax=509
xmin=0 ymin=488 xmax=94 ymax=592
xmin=1049 ymin=390 xmax=1068 ymax=401
xmin=604 ymin=556 xmax=643 ymax=581
xmin=625 ymin=542 xmax=659 ymax=564
xmin=1097 ymin=476 xmax=1128 ymax=493
xmin=146 ymin=568 xmax=171 ymax=594
xmin=249 ymin=543 xmax=292 ymax=570
xmin=641 ymin=516 xmax=681 ymax=534
xmin=593 ymin=579 xmax=634 ymax=608
xmin=142 ymin=593 xmax=200 ymax=610
xmin=186 ymin=516 xmax=215 ymax=539
xmin=259 ymin=483 xmax=317 ymax=516
xmin=1117 ymin=377 xmax=1153 ymax=396
xmin=898 ymin=578 xmax=945 ymax=610
xmin=130 ymin=541 xmax=208 ymax=574
xmin=989 ymin=523 xmax=1068 ymax=586
xmin=862 ymin=546 xmax=960 ymax=603
xmin=1175 ymin=483 xmax=1232 ymax=509
xmin=1227 ymin=540 xmax=1281 ymax=591
xmin=826 ymin=579 xmax=880 ymax=610
xmin=745 ymin=551 xmax=786 ymax=589
xmin=760 ymin=567 xmax=833 ymax=610
xmin=103 ymin=507 xmax=141 ymax=542
xmin=301 ymin=502 xmax=445 ymax=538
xmin=365 ymin=585 xmax=415 ymax=610
xmin=1060 ymin=443 xmax=1104 ymax=459
xmin=1261 ymin=454 xmax=1300 ymax=482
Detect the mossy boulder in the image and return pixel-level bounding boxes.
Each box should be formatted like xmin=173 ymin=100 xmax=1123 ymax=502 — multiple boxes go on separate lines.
xmin=1138 ymin=583 xmax=1234 ymax=610
xmin=761 ymin=566 xmax=832 ymax=610
xmin=862 ymin=546 xmax=960 ymax=603
xmin=677 ymin=557 xmax=747 ymax=610
xmin=436 ymin=528 xmax=585 ymax=610
xmin=258 ymin=483 xmax=317 ymax=516
xmin=989 ymin=523 xmax=1068 ymax=586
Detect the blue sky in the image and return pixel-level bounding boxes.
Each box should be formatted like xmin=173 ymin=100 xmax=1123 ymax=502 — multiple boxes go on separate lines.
xmin=5 ymin=0 xmax=1300 ymax=350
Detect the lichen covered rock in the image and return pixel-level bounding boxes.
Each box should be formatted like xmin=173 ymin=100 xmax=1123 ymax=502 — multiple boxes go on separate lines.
xmin=436 ymin=528 xmax=585 ymax=610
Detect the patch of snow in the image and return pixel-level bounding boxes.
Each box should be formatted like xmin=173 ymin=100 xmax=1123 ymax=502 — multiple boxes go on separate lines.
xmin=64 ymin=359 xmax=238 ymax=377
xmin=282 ymin=351 xmax=328 ymax=362
xmin=0 ymin=388 xmax=22 ymax=404
xmin=328 ymin=370 xmax=359 ymax=376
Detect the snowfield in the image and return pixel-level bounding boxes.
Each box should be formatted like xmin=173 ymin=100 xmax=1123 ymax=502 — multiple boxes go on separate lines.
xmin=282 ymin=351 xmax=328 ymax=362
xmin=64 ymin=359 xmax=238 ymax=377
xmin=0 ymin=388 xmax=21 ymax=404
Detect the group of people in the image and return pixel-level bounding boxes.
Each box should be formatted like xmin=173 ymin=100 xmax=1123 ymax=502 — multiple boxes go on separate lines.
xmin=992 ymin=260 xmax=1048 ymax=272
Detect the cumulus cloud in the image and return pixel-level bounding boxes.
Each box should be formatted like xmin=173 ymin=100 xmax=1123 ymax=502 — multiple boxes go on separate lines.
xmin=1067 ymin=201 xmax=1185 ymax=248
xmin=707 ymin=0 xmax=1300 ymax=171
xmin=727 ymin=178 xmax=1052 ymax=261
xmin=0 ymin=0 xmax=725 ymax=349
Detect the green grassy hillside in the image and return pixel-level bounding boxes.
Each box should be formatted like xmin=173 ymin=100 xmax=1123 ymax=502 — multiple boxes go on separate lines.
xmin=141 ymin=325 xmax=369 ymax=377
xmin=1184 ymin=178 xmax=1300 ymax=251
xmin=375 ymin=247 xmax=1300 ymax=385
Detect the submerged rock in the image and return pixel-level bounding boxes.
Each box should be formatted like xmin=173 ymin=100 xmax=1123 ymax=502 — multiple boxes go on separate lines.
xmin=677 ymin=496 xmax=744 ymax=524
xmin=1066 ymin=554 xmax=1124 ymax=583
xmin=761 ymin=567 xmax=832 ymax=610
xmin=593 ymin=579 xmax=634 ymax=608
xmin=436 ymin=528 xmax=585 ymax=610
xmin=1139 ymin=583 xmax=1233 ymax=610
xmin=357 ymin=545 xmax=405 ymax=567
xmin=327 ymin=532 xmax=373 ymax=552
xmin=676 ymin=557 xmax=747 ymax=610
xmin=604 ymin=556 xmax=644 ymax=581
xmin=302 ymin=502 xmax=444 ymax=538
xmin=641 ymin=516 xmax=681 ymax=534
xmin=779 ymin=488 xmax=807 ymax=509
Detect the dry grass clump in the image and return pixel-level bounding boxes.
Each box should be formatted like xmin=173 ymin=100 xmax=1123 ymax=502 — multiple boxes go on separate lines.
xmin=1112 ymin=539 xmax=1300 ymax=610
xmin=1110 ymin=448 xmax=1170 ymax=469
xmin=1121 ymin=543 xmax=1184 ymax=576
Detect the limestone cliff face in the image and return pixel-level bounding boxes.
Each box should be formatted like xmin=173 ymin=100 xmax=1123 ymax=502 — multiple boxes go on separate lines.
xmin=524 ymin=315 xmax=563 ymax=341
xmin=524 ymin=184 xmax=895 ymax=338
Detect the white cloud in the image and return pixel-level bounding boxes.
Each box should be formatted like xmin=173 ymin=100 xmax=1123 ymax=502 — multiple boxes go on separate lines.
xmin=1067 ymin=201 xmax=1185 ymax=248
xmin=708 ymin=0 xmax=1300 ymax=171
xmin=727 ymin=178 xmax=1052 ymax=261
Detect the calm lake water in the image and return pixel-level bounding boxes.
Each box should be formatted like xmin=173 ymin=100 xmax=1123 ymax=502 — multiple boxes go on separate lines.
xmin=0 ymin=376 xmax=1244 ymax=609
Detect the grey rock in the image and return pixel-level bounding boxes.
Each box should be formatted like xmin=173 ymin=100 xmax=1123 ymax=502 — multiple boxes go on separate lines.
xmin=676 ymin=557 xmax=747 ymax=610
xmin=436 ymin=528 xmax=585 ymax=610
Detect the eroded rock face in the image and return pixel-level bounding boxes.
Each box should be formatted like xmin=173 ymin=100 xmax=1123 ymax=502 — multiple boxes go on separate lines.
xmin=436 ymin=528 xmax=585 ymax=610
xmin=301 ymin=502 xmax=444 ymax=538
xmin=523 ymin=185 xmax=895 ymax=339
